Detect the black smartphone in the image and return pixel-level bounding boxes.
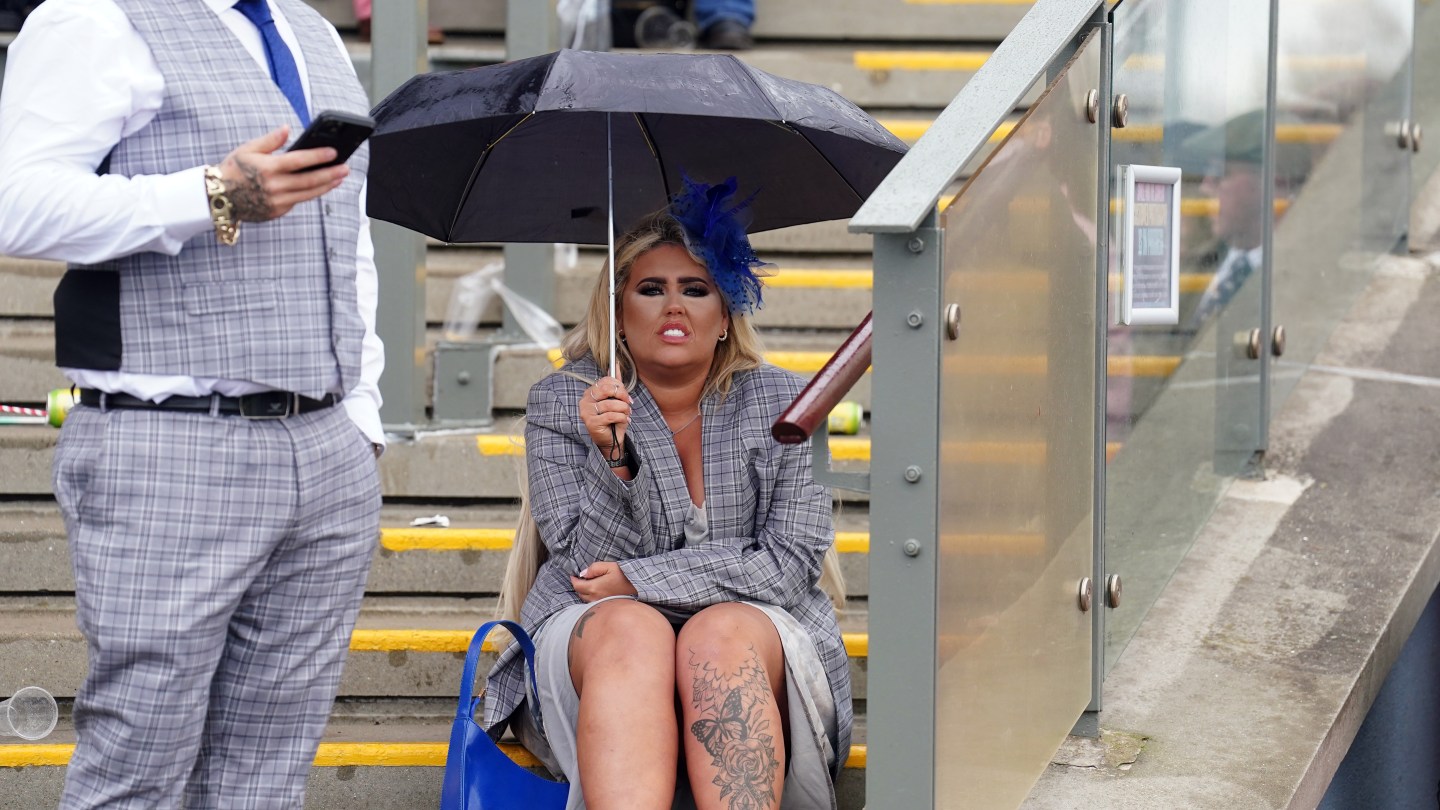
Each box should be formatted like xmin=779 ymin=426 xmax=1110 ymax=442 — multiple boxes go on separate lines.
xmin=287 ymin=110 xmax=375 ymax=171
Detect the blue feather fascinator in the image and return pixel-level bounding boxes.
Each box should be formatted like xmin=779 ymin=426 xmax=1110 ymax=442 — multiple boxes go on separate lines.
xmin=669 ymin=175 xmax=773 ymax=316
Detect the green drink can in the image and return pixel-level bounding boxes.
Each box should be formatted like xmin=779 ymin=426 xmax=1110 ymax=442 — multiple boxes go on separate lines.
xmin=47 ymin=388 xmax=76 ymax=428
xmin=826 ymin=401 xmax=864 ymax=435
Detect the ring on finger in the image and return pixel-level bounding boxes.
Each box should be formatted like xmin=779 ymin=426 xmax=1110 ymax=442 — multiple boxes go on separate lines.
xmin=595 ymin=403 xmax=601 ymax=415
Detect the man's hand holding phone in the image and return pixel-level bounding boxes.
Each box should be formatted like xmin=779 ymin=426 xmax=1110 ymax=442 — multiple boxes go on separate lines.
xmin=216 ymin=111 xmax=375 ymax=223
xmin=217 ymin=126 xmax=349 ymax=223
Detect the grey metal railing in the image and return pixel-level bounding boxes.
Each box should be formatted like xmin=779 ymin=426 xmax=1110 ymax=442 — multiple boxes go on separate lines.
xmin=845 ymin=0 xmax=1109 ymax=805
xmin=370 ymin=0 xmax=431 ymax=431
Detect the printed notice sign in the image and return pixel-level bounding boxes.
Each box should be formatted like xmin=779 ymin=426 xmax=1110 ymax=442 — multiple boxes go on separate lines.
xmin=1120 ymin=165 xmax=1182 ymax=325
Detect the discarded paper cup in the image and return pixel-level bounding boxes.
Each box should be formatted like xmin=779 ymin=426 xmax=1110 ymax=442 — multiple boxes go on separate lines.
xmin=0 ymin=686 xmax=57 ymax=741
xmin=47 ymin=388 xmax=76 ymax=428
xmin=827 ymin=401 xmax=864 ymax=435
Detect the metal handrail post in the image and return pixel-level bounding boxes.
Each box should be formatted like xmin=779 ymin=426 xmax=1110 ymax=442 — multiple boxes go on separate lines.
xmin=1086 ymin=9 xmax=1113 ymax=720
xmin=428 ymin=0 xmax=560 ymax=424
xmin=371 ymin=0 xmax=430 ymax=431
xmin=501 ymin=0 xmax=560 ymax=342
xmin=865 ymin=214 xmax=942 ymax=809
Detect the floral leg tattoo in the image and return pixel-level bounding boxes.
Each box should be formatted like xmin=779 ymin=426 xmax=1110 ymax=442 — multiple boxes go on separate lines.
xmin=688 ymin=646 xmax=780 ymax=810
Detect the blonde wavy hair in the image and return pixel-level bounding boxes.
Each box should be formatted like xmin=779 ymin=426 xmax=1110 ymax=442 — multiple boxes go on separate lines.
xmin=497 ymin=209 xmax=847 ymax=623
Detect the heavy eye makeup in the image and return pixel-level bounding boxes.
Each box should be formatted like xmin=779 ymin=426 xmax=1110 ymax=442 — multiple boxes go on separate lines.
xmin=634 ymin=278 xmax=713 ymax=297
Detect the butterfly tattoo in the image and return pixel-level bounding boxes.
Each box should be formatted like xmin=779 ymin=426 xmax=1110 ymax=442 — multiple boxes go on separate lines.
xmin=691 ymin=687 xmax=748 ymax=760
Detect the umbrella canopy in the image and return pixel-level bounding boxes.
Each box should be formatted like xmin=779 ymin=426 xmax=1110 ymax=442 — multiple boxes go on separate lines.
xmin=367 ymin=49 xmax=908 ymax=244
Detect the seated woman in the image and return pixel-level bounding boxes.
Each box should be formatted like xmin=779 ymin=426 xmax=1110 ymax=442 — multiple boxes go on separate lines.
xmin=484 ymin=177 xmax=851 ymax=810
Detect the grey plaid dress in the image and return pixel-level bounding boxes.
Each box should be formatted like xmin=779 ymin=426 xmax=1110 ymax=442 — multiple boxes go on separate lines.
xmin=484 ymin=357 xmax=853 ymax=776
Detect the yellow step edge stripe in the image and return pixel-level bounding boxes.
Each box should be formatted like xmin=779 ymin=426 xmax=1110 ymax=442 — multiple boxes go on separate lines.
xmin=1123 ymin=52 xmax=1367 ymax=73
xmin=944 ymin=441 xmax=1122 ymax=465
xmin=1116 ymin=198 xmax=1289 ymax=217
xmin=948 ymin=354 xmax=1182 ymax=377
xmin=381 ymin=528 xmax=515 ymax=552
xmin=481 ymin=434 xmax=1130 ymax=463
xmin=886 ymin=117 xmax=1337 ymax=149
xmin=854 ymin=50 xmax=990 ymax=72
xmin=678 ymin=267 xmax=1217 ymax=294
xmin=833 ymin=531 xmax=868 ymax=554
xmin=765 ymin=351 xmax=870 ymax=375
xmin=1110 ymin=355 xmax=1182 ymax=377
xmin=380 ymin=529 xmax=1047 ymax=558
xmin=842 ymin=633 xmax=868 ymax=658
xmin=348 ymin=630 xmax=871 ymax=659
xmin=763 ymin=269 xmax=874 ymax=289
xmin=880 ymin=118 xmax=1014 ymax=144
xmin=476 ymin=434 xmax=871 ymax=459
xmin=1107 ymin=272 xmax=1213 ymax=294
xmin=543 ymin=351 xmax=1180 ymax=378
xmin=386 ymin=528 xmax=873 ymax=554
xmin=1115 ymin=123 xmax=1340 ymax=145
xmin=0 ymin=743 xmax=868 ymax=770
xmin=350 ymin=630 xmax=477 ymax=654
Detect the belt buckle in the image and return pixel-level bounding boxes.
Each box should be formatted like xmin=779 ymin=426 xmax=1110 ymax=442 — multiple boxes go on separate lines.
xmin=238 ymin=391 xmax=297 ymax=419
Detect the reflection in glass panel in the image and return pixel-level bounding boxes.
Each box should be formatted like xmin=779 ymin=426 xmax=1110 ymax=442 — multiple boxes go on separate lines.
xmin=1271 ymin=0 xmax=1414 ymax=413
xmin=1104 ymin=0 xmax=1272 ymax=670
xmin=934 ymin=32 xmax=1098 ymax=808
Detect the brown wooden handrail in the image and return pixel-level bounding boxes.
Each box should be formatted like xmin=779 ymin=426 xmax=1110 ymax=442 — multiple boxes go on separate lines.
xmin=772 ymin=312 xmax=873 ymax=444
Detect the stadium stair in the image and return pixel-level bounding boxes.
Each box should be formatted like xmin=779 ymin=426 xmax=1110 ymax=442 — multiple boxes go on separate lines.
xmin=0 ymin=0 xmax=1208 ymax=806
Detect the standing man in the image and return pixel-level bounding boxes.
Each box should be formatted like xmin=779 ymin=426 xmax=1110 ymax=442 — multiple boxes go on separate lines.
xmin=1181 ymin=109 xmax=1309 ymax=329
xmin=0 ymin=0 xmax=385 ymax=807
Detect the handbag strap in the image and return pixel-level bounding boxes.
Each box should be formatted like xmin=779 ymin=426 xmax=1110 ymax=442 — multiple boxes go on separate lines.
xmin=457 ymin=620 xmax=548 ymax=733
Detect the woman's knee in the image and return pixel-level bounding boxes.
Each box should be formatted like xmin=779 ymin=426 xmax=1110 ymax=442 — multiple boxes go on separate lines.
xmin=568 ymin=599 xmax=675 ymax=689
xmin=675 ymin=603 xmax=782 ymax=674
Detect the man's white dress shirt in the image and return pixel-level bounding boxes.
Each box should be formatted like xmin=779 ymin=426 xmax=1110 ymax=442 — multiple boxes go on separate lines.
xmin=0 ymin=0 xmax=385 ymax=447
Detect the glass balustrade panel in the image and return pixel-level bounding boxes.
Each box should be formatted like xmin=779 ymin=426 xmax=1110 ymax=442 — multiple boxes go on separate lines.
xmin=1104 ymin=0 xmax=1272 ymax=670
xmin=934 ymin=31 xmax=1100 ymax=807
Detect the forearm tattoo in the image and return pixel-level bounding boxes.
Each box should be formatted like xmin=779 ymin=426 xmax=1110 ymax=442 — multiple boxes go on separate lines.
xmin=229 ymin=157 xmax=270 ymax=222
xmin=688 ymin=646 xmax=780 ymax=810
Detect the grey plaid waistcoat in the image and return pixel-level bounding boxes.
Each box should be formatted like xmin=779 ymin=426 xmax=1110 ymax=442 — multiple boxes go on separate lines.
xmin=485 ymin=358 xmax=853 ymax=773
xmin=54 ymin=0 xmax=369 ymax=399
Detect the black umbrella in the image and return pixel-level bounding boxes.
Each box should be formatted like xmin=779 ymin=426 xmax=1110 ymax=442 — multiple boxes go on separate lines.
xmin=368 ymin=49 xmax=907 ymax=375
xmin=367 ymin=49 xmax=907 ymax=245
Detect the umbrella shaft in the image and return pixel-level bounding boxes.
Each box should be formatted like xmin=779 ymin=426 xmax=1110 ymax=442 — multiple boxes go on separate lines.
xmin=607 ymin=112 xmax=618 ymax=380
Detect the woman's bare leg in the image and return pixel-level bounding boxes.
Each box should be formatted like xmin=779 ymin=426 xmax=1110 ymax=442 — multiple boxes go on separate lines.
xmin=677 ymin=603 xmax=787 ymax=810
xmin=568 ymin=599 xmax=678 ymax=809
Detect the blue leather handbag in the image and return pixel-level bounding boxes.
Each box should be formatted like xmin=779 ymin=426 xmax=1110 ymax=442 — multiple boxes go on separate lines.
xmin=440 ymin=620 xmax=569 ymax=810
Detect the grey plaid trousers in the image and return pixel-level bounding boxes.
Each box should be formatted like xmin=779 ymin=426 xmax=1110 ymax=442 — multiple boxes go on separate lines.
xmin=52 ymin=403 xmax=381 ymax=809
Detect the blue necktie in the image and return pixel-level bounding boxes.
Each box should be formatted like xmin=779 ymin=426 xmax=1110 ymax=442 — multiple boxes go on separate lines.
xmin=233 ymin=0 xmax=311 ymax=128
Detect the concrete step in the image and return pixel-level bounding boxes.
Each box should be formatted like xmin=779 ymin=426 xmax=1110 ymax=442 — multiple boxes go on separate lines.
xmin=0 ymin=415 xmax=1153 ymax=501
xmin=0 ymin=501 xmax=874 ymax=597
xmin=0 ymin=253 xmax=876 ymax=329
xmin=0 ymin=425 xmax=875 ymax=499
xmin=0 ymin=594 xmax=870 ymax=701
xmin=0 ymin=320 xmax=877 ymax=410
xmin=352 ymin=39 xmax=993 ymax=110
xmin=0 ymin=250 xmax=1225 ymax=327
xmin=0 ymin=706 xmax=868 ymax=808
xmin=304 ymin=0 xmax=1025 ymax=41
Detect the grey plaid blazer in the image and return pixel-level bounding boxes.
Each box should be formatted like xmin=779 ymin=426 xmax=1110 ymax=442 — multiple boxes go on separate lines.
xmin=484 ymin=356 xmax=853 ymax=772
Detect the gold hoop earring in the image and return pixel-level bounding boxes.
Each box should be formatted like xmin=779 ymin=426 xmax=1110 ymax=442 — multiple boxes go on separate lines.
xmin=718 ymin=328 xmax=729 ymax=343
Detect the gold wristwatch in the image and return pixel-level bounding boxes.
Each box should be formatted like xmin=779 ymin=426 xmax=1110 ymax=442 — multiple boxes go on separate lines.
xmin=203 ymin=165 xmax=239 ymax=246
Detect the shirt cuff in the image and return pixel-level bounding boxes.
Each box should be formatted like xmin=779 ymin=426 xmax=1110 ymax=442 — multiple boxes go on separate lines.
xmin=165 ymin=165 xmax=218 ymax=246
xmin=342 ymin=393 xmax=386 ymax=454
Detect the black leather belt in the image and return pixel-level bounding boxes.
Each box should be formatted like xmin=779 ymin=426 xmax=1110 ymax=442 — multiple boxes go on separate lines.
xmin=79 ymin=389 xmax=341 ymax=419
